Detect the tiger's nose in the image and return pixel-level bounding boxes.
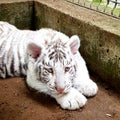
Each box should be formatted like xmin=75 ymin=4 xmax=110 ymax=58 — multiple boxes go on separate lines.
xmin=55 ymin=86 xmax=65 ymax=94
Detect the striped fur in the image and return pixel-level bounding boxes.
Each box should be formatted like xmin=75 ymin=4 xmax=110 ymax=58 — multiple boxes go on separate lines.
xmin=0 ymin=21 xmax=77 ymax=79
xmin=0 ymin=21 xmax=98 ymax=110
xmin=0 ymin=22 xmax=36 ymax=77
xmin=0 ymin=22 xmax=26 ymax=77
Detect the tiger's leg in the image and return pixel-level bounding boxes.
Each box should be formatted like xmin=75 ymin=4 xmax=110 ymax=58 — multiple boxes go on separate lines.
xmin=55 ymin=87 xmax=87 ymax=110
xmin=73 ymin=54 xmax=98 ymax=97
xmin=73 ymin=77 xmax=98 ymax=97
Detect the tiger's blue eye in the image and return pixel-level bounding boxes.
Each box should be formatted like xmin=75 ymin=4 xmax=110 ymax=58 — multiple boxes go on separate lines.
xmin=65 ymin=67 xmax=70 ymax=73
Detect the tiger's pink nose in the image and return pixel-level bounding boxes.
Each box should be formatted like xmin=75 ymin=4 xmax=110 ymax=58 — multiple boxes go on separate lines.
xmin=55 ymin=86 xmax=65 ymax=94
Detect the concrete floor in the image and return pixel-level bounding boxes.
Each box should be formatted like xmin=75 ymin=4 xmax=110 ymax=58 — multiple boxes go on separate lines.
xmin=0 ymin=76 xmax=120 ymax=120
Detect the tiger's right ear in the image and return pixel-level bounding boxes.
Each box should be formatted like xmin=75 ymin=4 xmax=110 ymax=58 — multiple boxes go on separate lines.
xmin=67 ymin=35 xmax=80 ymax=55
xmin=27 ymin=43 xmax=42 ymax=59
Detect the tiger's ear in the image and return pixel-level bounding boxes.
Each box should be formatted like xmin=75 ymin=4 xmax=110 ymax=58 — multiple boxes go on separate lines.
xmin=27 ymin=43 xmax=42 ymax=59
xmin=68 ymin=35 xmax=80 ymax=55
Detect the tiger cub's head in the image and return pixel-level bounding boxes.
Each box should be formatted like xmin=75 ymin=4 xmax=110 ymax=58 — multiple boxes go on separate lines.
xmin=27 ymin=32 xmax=80 ymax=96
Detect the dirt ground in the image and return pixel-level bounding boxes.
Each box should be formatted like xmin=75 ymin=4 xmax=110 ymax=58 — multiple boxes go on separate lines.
xmin=0 ymin=76 xmax=120 ymax=120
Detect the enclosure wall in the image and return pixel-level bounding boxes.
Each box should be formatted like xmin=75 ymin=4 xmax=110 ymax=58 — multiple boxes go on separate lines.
xmin=0 ymin=0 xmax=33 ymax=29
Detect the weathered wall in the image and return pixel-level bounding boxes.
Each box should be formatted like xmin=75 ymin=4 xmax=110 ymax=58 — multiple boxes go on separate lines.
xmin=0 ymin=0 xmax=120 ymax=92
xmin=0 ymin=0 xmax=33 ymax=29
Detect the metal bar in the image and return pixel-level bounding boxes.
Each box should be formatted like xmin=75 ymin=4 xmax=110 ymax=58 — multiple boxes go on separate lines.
xmin=65 ymin=0 xmax=120 ymax=19
xmin=96 ymin=0 xmax=102 ymax=10
xmin=111 ymin=0 xmax=117 ymax=15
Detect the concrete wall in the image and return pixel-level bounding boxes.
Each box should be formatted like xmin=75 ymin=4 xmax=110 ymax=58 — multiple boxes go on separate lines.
xmin=0 ymin=0 xmax=33 ymax=29
xmin=0 ymin=0 xmax=120 ymax=92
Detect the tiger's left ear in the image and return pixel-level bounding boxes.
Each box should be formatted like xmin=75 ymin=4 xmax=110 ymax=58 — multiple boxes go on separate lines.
xmin=27 ymin=43 xmax=42 ymax=59
xmin=68 ymin=35 xmax=80 ymax=55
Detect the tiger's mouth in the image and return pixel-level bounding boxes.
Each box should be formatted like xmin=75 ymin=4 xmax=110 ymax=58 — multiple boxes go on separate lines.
xmin=49 ymin=85 xmax=71 ymax=96
xmin=52 ymin=91 xmax=68 ymax=98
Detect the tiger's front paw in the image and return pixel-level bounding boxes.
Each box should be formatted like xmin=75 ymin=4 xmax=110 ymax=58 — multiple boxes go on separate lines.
xmin=56 ymin=88 xmax=87 ymax=110
xmin=76 ymin=80 xmax=98 ymax=97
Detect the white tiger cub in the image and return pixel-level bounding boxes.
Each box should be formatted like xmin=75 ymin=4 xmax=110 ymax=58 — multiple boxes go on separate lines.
xmin=0 ymin=21 xmax=98 ymax=110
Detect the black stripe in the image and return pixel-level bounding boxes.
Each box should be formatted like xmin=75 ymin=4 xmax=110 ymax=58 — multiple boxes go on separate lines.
xmin=10 ymin=54 xmax=14 ymax=75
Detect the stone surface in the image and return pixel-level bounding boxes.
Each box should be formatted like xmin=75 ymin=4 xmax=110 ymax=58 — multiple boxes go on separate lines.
xmin=0 ymin=0 xmax=33 ymax=29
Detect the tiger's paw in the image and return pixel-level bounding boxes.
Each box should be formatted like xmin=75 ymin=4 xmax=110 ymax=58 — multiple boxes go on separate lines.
xmin=74 ymin=80 xmax=98 ymax=97
xmin=56 ymin=88 xmax=87 ymax=110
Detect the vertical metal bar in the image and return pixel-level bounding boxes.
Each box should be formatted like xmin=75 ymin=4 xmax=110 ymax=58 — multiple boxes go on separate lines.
xmin=90 ymin=0 xmax=94 ymax=9
xmin=96 ymin=0 xmax=102 ymax=10
xmin=64 ymin=0 xmax=120 ymax=19
xmin=103 ymin=0 xmax=109 ymax=12
xmin=83 ymin=0 xmax=86 ymax=6
xmin=111 ymin=0 xmax=117 ymax=15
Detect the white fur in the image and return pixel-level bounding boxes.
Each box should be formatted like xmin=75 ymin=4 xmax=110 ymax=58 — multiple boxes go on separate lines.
xmin=26 ymin=29 xmax=98 ymax=110
xmin=55 ymin=88 xmax=87 ymax=110
xmin=0 ymin=21 xmax=98 ymax=110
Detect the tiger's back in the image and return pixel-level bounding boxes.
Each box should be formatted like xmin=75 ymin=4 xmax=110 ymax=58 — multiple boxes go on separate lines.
xmin=0 ymin=22 xmax=30 ymax=78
